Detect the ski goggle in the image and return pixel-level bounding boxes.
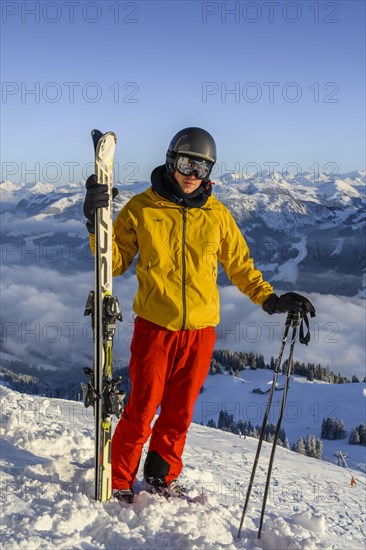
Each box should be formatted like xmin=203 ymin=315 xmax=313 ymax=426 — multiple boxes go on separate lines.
xmin=175 ymin=155 xmax=213 ymax=180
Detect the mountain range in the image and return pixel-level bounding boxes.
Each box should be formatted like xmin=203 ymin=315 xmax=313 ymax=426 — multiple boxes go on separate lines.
xmin=1 ymin=170 xmax=365 ymax=296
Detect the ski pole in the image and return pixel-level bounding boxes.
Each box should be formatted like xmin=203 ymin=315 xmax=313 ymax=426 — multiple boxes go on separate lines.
xmin=237 ymin=312 xmax=294 ymax=539
xmin=257 ymin=311 xmax=300 ymax=538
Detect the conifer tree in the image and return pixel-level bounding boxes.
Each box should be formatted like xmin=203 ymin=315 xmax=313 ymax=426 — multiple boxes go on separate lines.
xmin=295 ymin=436 xmax=306 ymax=455
xmin=349 ymin=427 xmax=360 ymax=445
xmin=358 ymin=424 xmax=366 ymax=445
xmin=315 ymin=437 xmax=323 ymax=459
xmin=305 ymin=434 xmax=317 ymax=457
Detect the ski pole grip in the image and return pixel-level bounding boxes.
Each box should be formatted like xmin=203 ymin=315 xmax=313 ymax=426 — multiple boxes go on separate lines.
xmin=286 ymin=311 xmax=301 ymax=326
xmin=286 ymin=311 xmax=312 ymax=345
xmin=287 ymin=311 xmax=302 ymax=327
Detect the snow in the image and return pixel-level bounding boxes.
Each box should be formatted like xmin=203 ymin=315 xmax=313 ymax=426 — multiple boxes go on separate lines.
xmin=210 ymin=169 xmax=365 ymax=233
xmin=291 ymin=510 xmax=326 ymax=534
xmin=0 ymin=180 xmax=21 ymax=193
xmin=270 ymin=236 xmax=308 ymax=283
xmin=319 ymin=179 xmax=364 ymax=201
xmin=194 ymin=371 xmax=366 ymax=472
xmin=2 ymin=171 xmax=364 ymax=230
xmin=1 ymin=384 xmax=365 ymax=549
xmin=32 ymin=193 xmax=84 ymax=220
xmin=24 ymin=181 xmax=55 ymax=195
xmin=0 ymin=351 xmax=21 ymax=363
xmin=253 ymin=380 xmax=284 ymax=394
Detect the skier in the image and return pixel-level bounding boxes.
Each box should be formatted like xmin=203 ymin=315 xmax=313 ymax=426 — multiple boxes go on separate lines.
xmin=83 ymin=127 xmax=315 ymax=503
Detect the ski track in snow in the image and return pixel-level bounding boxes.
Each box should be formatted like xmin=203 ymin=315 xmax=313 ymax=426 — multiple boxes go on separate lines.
xmin=0 ymin=385 xmax=365 ymax=550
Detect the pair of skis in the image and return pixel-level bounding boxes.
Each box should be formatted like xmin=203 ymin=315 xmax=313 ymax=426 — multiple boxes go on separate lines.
xmin=82 ymin=130 xmax=125 ymax=502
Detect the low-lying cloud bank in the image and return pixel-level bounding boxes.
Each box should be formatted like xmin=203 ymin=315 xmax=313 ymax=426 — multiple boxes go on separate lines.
xmin=1 ymin=265 xmax=365 ymax=380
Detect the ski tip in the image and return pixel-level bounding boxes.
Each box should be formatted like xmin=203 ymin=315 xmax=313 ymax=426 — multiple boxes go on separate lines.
xmin=91 ymin=129 xmax=103 ymax=150
xmin=104 ymin=131 xmax=117 ymax=144
xmin=91 ymin=129 xmax=117 ymax=148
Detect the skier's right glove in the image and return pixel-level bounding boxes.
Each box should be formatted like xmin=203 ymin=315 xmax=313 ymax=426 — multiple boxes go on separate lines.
xmin=83 ymin=174 xmax=119 ymax=234
xmin=263 ymin=292 xmax=316 ymax=317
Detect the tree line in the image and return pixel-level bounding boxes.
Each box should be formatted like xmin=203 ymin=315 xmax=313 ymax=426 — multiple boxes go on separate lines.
xmin=0 ymin=361 xmax=130 ymax=402
xmin=210 ymin=349 xmax=364 ymax=384
xmin=320 ymin=417 xmax=366 ymax=446
xmin=206 ymin=409 xmax=323 ymax=459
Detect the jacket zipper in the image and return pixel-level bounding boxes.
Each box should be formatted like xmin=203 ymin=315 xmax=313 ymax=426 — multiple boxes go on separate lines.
xmin=181 ymin=207 xmax=187 ymax=329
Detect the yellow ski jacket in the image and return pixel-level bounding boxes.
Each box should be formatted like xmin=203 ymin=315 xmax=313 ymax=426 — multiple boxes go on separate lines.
xmin=90 ymin=187 xmax=273 ymax=330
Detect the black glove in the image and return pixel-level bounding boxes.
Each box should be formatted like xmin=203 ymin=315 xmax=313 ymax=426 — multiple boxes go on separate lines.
xmin=83 ymin=174 xmax=119 ymax=233
xmin=263 ymin=292 xmax=316 ymax=317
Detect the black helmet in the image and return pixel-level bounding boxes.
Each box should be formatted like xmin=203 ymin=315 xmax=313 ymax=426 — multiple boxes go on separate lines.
xmin=166 ymin=127 xmax=217 ymax=175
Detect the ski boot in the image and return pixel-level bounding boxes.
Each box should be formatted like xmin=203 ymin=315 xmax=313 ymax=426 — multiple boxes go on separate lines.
xmin=145 ymin=476 xmax=186 ymax=499
xmin=113 ymin=488 xmax=134 ymax=505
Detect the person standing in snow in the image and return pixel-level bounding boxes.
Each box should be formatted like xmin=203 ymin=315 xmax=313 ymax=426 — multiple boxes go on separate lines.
xmin=83 ymin=127 xmax=315 ymax=503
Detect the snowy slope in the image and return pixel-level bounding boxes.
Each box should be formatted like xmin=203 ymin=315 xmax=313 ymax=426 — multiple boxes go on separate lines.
xmin=1 ymin=385 xmax=365 ymax=549
xmin=194 ymin=370 xmax=366 ymax=472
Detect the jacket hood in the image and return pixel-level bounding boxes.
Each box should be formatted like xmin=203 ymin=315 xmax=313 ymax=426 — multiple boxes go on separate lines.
xmin=150 ymin=165 xmax=212 ymax=208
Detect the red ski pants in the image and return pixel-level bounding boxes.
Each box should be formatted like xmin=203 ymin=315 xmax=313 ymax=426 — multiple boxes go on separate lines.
xmin=112 ymin=317 xmax=216 ymax=490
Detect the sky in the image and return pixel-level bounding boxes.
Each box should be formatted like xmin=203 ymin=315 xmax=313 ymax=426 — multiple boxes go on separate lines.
xmin=1 ymin=0 xmax=365 ymax=185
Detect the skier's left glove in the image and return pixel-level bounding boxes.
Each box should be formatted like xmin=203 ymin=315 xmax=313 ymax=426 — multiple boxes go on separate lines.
xmin=263 ymin=292 xmax=316 ymax=346
xmin=83 ymin=174 xmax=119 ymax=234
xmin=263 ymin=292 xmax=316 ymax=317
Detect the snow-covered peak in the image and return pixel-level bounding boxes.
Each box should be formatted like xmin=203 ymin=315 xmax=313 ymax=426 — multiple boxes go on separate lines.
xmin=0 ymin=180 xmax=22 ymax=192
xmin=23 ymin=181 xmax=55 ymax=195
xmin=0 ymin=180 xmax=26 ymax=202
xmin=218 ymin=169 xmax=364 ymax=188
xmin=318 ymin=178 xmax=364 ymax=201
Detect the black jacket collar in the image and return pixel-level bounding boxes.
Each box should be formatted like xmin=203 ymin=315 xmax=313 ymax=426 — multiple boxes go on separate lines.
xmin=150 ymin=165 xmax=212 ymax=208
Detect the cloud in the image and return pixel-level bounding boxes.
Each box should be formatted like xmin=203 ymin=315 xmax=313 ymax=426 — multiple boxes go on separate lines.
xmin=3 ymin=215 xmax=85 ymax=235
xmin=0 ymin=264 xmax=138 ymax=368
xmin=217 ymin=286 xmax=366 ymax=380
xmin=1 ymin=264 xmax=365 ymax=381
